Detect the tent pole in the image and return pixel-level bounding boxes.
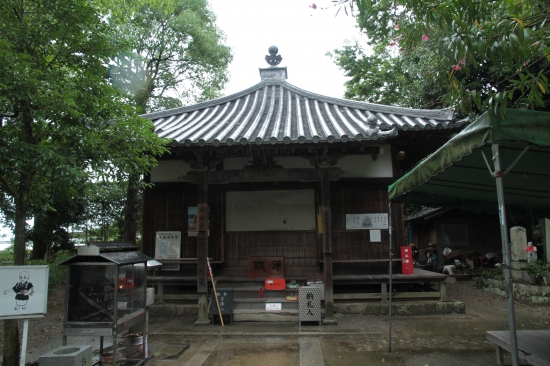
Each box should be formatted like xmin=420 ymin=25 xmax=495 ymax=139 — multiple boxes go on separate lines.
xmin=388 ymin=201 xmax=393 ymax=353
xmin=492 ymin=143 xmax=519 ymax=366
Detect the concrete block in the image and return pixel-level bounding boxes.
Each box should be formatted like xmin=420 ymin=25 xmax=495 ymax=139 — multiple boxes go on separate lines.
xmin=511 ymin=270 xmax=525 ymax=282
xmin=39 ymin=345 xmax=93 ymax=366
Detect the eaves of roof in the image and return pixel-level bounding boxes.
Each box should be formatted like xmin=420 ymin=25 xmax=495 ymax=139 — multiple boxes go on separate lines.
xmin=142 ymin=79 xmax=469 ymax=148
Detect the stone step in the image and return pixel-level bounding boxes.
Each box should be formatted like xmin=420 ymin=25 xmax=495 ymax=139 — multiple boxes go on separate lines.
xmin=232 ymin=308 xmax=299 ymax=322
xmin=233 ymin=297 xmax=299 ymax=310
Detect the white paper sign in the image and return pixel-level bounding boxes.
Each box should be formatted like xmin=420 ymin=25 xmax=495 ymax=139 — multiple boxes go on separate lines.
xmin=266 ymin=303 xmax=282 ymax=311
xmin=346 ymin=213 xmax=389 ymax=230
xmin=0 ymin=265 xmax=49 ymax=319
xmin=370 ymin=230 xmax=381 ymax=242
xmin=155 ymin=231 xmax=181 ymax=271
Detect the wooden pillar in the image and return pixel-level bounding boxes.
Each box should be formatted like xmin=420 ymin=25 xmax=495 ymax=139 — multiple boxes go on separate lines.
xmin=195 ymin=169 xmax=210 ymax=325
xmin=320 ymin=165 xmax=336 ymax=324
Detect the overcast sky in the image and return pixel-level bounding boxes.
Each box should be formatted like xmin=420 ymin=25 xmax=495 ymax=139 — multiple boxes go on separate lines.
xmin=209 ymin=0 xmax=366 ymax=98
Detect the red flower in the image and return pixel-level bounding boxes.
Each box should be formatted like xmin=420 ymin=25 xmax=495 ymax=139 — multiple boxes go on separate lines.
xmin=395 ymin=25 xmax=400 ymax=30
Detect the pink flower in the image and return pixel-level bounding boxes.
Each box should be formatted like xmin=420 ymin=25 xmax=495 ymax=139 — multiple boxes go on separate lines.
xmin=395 ymin=25 xmax=400 ymax=30
xmin=310 ymin=3 xmax=317 ymax=9
xmin=459 ymin=58 xmax=466 ymax=65
xmin=452 ymin=65 xmax=462 ymax=71
xmin=390 ymin=42 xmax=396 ymax=47
xmin=421 ymin=34 xmax=429 ymax=41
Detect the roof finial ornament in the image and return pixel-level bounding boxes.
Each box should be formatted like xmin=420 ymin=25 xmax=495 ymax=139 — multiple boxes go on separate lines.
xmin=265 ymin=45 xmax=282 ymax=66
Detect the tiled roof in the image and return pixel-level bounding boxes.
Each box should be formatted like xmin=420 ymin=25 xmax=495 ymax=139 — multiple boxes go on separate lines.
xmin=142 ymin=72 xmax=468 ymax=148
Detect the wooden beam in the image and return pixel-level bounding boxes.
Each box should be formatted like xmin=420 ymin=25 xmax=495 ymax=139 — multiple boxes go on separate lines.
xmin=333 ymin=293 xmax=382 ymax=300
xmin=320 ymin=166 xmax=335 ymax=322
xmin=197 ymin=171 xmax=208 ymax=294
xmin=184 ymin=168 xmax=344 ymax=184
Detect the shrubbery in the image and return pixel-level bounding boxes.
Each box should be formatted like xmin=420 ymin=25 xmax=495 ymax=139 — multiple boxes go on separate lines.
xmin=524 ymin=260 xmax=548 ymax=285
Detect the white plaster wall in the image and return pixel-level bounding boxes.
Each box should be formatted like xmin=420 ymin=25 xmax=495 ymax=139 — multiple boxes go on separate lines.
xmin=336 ymin=148 xmax=393 ymax=178
xmin=150 ymin=160 xmax=194 ymax=182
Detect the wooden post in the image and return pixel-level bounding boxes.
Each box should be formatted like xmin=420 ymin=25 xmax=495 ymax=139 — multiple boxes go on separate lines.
xmin=439 ymin=281 xmax=447 ymax=301
xmin=381 ymin=283 xmax=388 ymax=302
xmin=320 ymin=165 xmax=336 ymax=324
xmin=195 ymin=168 xmax=210 ymax=325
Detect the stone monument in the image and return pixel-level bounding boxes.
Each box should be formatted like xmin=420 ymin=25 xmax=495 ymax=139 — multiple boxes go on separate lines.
xmin=510 ymin=226 xmax=530 ymax=282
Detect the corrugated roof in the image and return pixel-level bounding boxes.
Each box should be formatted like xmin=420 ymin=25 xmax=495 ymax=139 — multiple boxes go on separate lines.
xmin=142 ymin=74 xmax=468 ymax=148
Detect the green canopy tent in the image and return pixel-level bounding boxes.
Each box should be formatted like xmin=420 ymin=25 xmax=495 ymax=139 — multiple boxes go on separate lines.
xmin=389 ymin=109 xmax=550 ymax=217
xmin=388 ymin=109 xmax=550 ymax=366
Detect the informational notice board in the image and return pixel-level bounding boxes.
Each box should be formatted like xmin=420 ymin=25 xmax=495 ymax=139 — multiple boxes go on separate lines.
xmin=155 ymin=231 xmax=181 ymax=271
xmin=345 ymin=213 xmax=389 ymax=230
xmin=0 ymin=265 xmax=49 ymax=320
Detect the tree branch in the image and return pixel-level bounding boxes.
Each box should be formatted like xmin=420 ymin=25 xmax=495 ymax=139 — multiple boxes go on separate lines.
xmin=0 ymin=174 xmax=18 ymax=200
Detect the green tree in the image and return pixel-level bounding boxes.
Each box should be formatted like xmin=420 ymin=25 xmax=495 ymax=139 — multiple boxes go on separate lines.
xmin=27 ymin=180 xmax=86 ymax=260
xmin=110 ymin=0 xmax=233 ymax=111
xmin=335 ymin=0 xmax=550 ymax=115
xmin=332 ymin=41 xmax=447 ymax=108
xmin=78 ymin=179 xmax=128 ymax=242
xmin=107 ymin=0 xmax=232 ymax=244
xmin=0 ymin=0 xmax=167 ymax=363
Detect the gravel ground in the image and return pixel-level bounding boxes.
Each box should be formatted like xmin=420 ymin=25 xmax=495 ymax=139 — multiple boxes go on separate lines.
xmin=0 ymin=279 xmax=549 ymax=365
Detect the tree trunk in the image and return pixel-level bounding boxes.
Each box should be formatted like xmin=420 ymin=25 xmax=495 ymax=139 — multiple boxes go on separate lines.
xmin=30 ymin=213 xmax=48 ymax=260
xmin=3 ymin=186 xmax=28 ymax=365
xmin=3 ymin=320 xmax=19 ymax=366
xmin=123 ymin=172 xmax=140 ymax=244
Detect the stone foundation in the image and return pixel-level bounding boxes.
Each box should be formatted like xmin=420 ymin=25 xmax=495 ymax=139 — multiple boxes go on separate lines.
xmin=483 ymin=279 xmax=550 ymax=305
xmin=334 ymin=300 xmax=465 ymax=315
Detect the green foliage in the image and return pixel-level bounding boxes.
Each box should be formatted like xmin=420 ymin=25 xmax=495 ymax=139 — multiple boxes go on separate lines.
xmin=0 ymin=0 xmax=169 ymax=263
xmin=339 ymin=0 xmax=550 ymax=116
xmin=76 ymin=179 xmax=128 ymax=242
xmin=475 ymin=266 xmax=505 ymax=288
xmin=0 ymin=245 xmax=14 ymax=264
xmin=26 ymin=250 xmax=74 ymax=289
xmin=108 ymin=0 xmax=233 ymax=112
xmin=480 ymin=266 xmax=505 ymax=280
xmin=524 ymin=260 xmax=548 ymax=282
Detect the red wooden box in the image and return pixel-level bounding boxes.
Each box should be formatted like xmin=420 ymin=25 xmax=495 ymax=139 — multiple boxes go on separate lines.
xmin=265 ymin=278 xmax=286 ymax=290
xmin=400 ymin=246 xmax=414 ymax=275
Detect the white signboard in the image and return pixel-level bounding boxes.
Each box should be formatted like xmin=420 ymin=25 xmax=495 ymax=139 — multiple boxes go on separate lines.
xmin=370 ymin=230 xmax=382 ymax=242
xmin=346 ymin=213 xmax=389 ymax=230
xmin=266 ymin=303 xmax=282 ymax=311
xmin=0 ymin=265 xmax=49 ymax=319
xmin=155 ymin=231 xmax=181 ymax=271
